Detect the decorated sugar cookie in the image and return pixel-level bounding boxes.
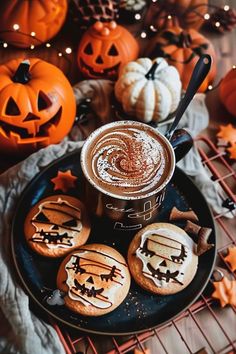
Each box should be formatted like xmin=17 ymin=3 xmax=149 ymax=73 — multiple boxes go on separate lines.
xmin=24 ymin=195 xmax=91 ymax=258
xmin=128 ymin=223 xmax=198 ymax=295
xmin=57 ymin=244 xmax=131 ymax=316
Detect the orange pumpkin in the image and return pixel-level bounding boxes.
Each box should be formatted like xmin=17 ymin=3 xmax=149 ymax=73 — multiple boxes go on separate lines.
xmin=77 ymin=21 xmax=139 ymax=80
xmin=0 ymin=0 xmax=67 ymax=48
xmin=146 ymin=26 xmax=216 ymax=92
xmin=0 ymin=58 xmax=76 ymax=156
xmin=144 ymin=0 xmax=208 ymax=31
xmin=220 ymin=68 xmax=236 ymax=117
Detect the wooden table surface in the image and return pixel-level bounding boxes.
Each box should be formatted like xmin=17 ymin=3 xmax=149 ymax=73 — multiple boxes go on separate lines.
xmin=0 ymin=0 xmax=236 ymax=353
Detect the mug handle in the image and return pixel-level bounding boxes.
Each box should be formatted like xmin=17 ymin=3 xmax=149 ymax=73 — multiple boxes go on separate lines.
xmin=170 ymin=128 xmax=193 ymax=162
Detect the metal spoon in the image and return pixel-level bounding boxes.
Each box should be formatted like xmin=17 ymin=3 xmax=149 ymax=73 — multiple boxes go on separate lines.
xmin=165 ymin=54 xmax=212 ymax=141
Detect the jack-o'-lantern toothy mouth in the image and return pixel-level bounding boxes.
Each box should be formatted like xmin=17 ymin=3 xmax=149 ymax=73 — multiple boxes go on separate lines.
xmin=31 ymin=229 xmax=73 ymax=246
xmin=80 ymin=58 xmax=120 ymax=77
xmin=147 ymin=263 xmax=183 ymax=285
xmin=0 ymin=106 xmax=62 ymax=141
xmin=73 ymin=278 xmax=104 ymax=298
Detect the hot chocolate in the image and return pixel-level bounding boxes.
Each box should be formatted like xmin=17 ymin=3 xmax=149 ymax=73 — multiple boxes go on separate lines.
xmin=81 ymin=121 xmax=174 ymax=199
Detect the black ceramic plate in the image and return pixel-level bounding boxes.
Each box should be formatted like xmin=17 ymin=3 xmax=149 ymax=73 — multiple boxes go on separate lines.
xmin=11 ymin=148 xmax=216 ymax=335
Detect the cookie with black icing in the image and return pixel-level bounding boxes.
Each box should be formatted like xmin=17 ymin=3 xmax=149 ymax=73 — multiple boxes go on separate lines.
xmin=24 ymin=194 xmax=91 ymax=258
xmin=127 ymin=223 xmax=198 ymax=295
xmin=57 ymin=244 xmax=131 ymax=316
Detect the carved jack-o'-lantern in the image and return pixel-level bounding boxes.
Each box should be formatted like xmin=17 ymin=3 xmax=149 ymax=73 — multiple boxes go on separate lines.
xmin=57 ymin=244 xmax=131 ymax=316
xmin=146 ymin=26 xmax=217 ymax=92
xmin=0 ymin=0 xmax=68 ymax=48
xmin=77 ymin=21 xmax=139 ymax=80
xmin=0 ymin=58 xmax=76 ymax=156
xmin=24 ymin=195 xmax=91 ymax=258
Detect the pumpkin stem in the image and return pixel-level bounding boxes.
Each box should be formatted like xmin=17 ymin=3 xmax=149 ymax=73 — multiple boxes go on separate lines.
xmin=12 ymin=60 xmax=31 ymax=84
xmin=145 ymin=61 xmax=159 ymax=80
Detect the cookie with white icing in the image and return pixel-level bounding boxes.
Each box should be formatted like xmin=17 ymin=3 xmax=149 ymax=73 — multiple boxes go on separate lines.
xmin=57 ymin=244 xmax=131 ymax=316
xmin=24 ymin=195 xmax=91 ymax=258
xmin=127 ymin=223 xmax=198 ymax=295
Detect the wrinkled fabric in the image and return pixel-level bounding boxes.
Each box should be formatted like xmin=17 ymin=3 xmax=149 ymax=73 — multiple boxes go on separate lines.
xmin=0 ymin=140 xmax=83 ymax=354
xmin=73 ymin=79 xmax=115 ymax=125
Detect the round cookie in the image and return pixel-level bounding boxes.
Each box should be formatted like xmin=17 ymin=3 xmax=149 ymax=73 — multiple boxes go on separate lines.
xmin=127 ymin=223 xmax=198 ymax=295
xmin=24 ymin=194 xmax=91 ymax=258
xmin=57 ymin=244 xmax=131 ymax=316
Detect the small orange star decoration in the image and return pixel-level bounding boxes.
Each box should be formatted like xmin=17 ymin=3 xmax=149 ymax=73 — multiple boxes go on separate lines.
xmin=224 ymin=246 xmax=236 ymax=272
xmin=212 ymin=277 xmax=236 ymax=307
xmin=217 ymin=124 xmax=236 ymax=145
xmin=51 ymin=170 xmax=77 ymax=193
xmin=227 ymin=142 xmax=236 ymax=160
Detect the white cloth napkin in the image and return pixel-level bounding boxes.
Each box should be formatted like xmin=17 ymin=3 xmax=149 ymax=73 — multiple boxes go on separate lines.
xmin=0 ymin=140 xmax=83 ymax=354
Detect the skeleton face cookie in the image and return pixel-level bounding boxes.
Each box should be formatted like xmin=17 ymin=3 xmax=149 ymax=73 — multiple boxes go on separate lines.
xmin=24 ymin=195 xmax=91 ymax=258
xmin=127 ymin=223 xmax=198 ymax=295
xmin=57 ymin=244 xmax=131 ymax=316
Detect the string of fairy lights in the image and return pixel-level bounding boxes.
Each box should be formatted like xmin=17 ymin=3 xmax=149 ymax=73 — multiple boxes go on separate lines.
xmin=136 ymin=1 xmax=234 ymax=38
xmin=0 ymin=23 xmax=73 ymax=58
xmin=0 ymin=23 xmax=74 ymax=75
xmin=0 ymin=0 xmax=235 ymax=92
xmin=133 ymin=0 xmax=236 ymax=91
xmin=0 ymin=2 xmax=234 ymax=49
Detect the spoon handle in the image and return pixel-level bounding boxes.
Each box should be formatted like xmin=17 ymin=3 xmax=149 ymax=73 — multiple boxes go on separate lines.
xmin=165 ymin=54 xmax=212 ymax=140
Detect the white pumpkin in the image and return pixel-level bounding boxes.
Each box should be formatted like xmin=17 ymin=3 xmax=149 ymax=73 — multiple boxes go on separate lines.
xmin=115 ymin=57 xmax=182 ymax=123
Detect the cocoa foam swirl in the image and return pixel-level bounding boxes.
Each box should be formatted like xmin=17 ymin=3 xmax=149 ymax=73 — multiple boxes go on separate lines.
xmin=90 ymin=127 xmax=167 ymax=196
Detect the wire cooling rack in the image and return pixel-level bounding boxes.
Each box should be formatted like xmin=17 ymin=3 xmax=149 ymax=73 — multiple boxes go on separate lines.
xmin=51 ymin=136 xmax=236 ymax=354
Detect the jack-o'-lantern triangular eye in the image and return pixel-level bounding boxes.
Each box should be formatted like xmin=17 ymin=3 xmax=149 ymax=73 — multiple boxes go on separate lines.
xmin=5 ymin=97 xmax=21 ymax=115
xmin=84 ymin=43 xmax=93 ymax=55
xmin=38 ymin=91 xmax=52 ymax=111
xmin=62 ymin=218 xmax=77 ymax=227
xmin=108 ymin=44 xmax=118 ymax=56
xmin=35 ymin=212 xmax=50 ymax=223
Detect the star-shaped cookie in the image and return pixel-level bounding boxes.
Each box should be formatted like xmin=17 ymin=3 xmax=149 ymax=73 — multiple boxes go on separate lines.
xmin=212 ymin=277 xmax=236 ymax=307
xmin=224 ymin=246 xmax=236 ymax=272
xmin=227 ymin=142 xmax=236 ymax=159
xmin=217 ymin=124 xmax=236 ymax=145
xmin=51 ymin=170 xmax=77 ymax=193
